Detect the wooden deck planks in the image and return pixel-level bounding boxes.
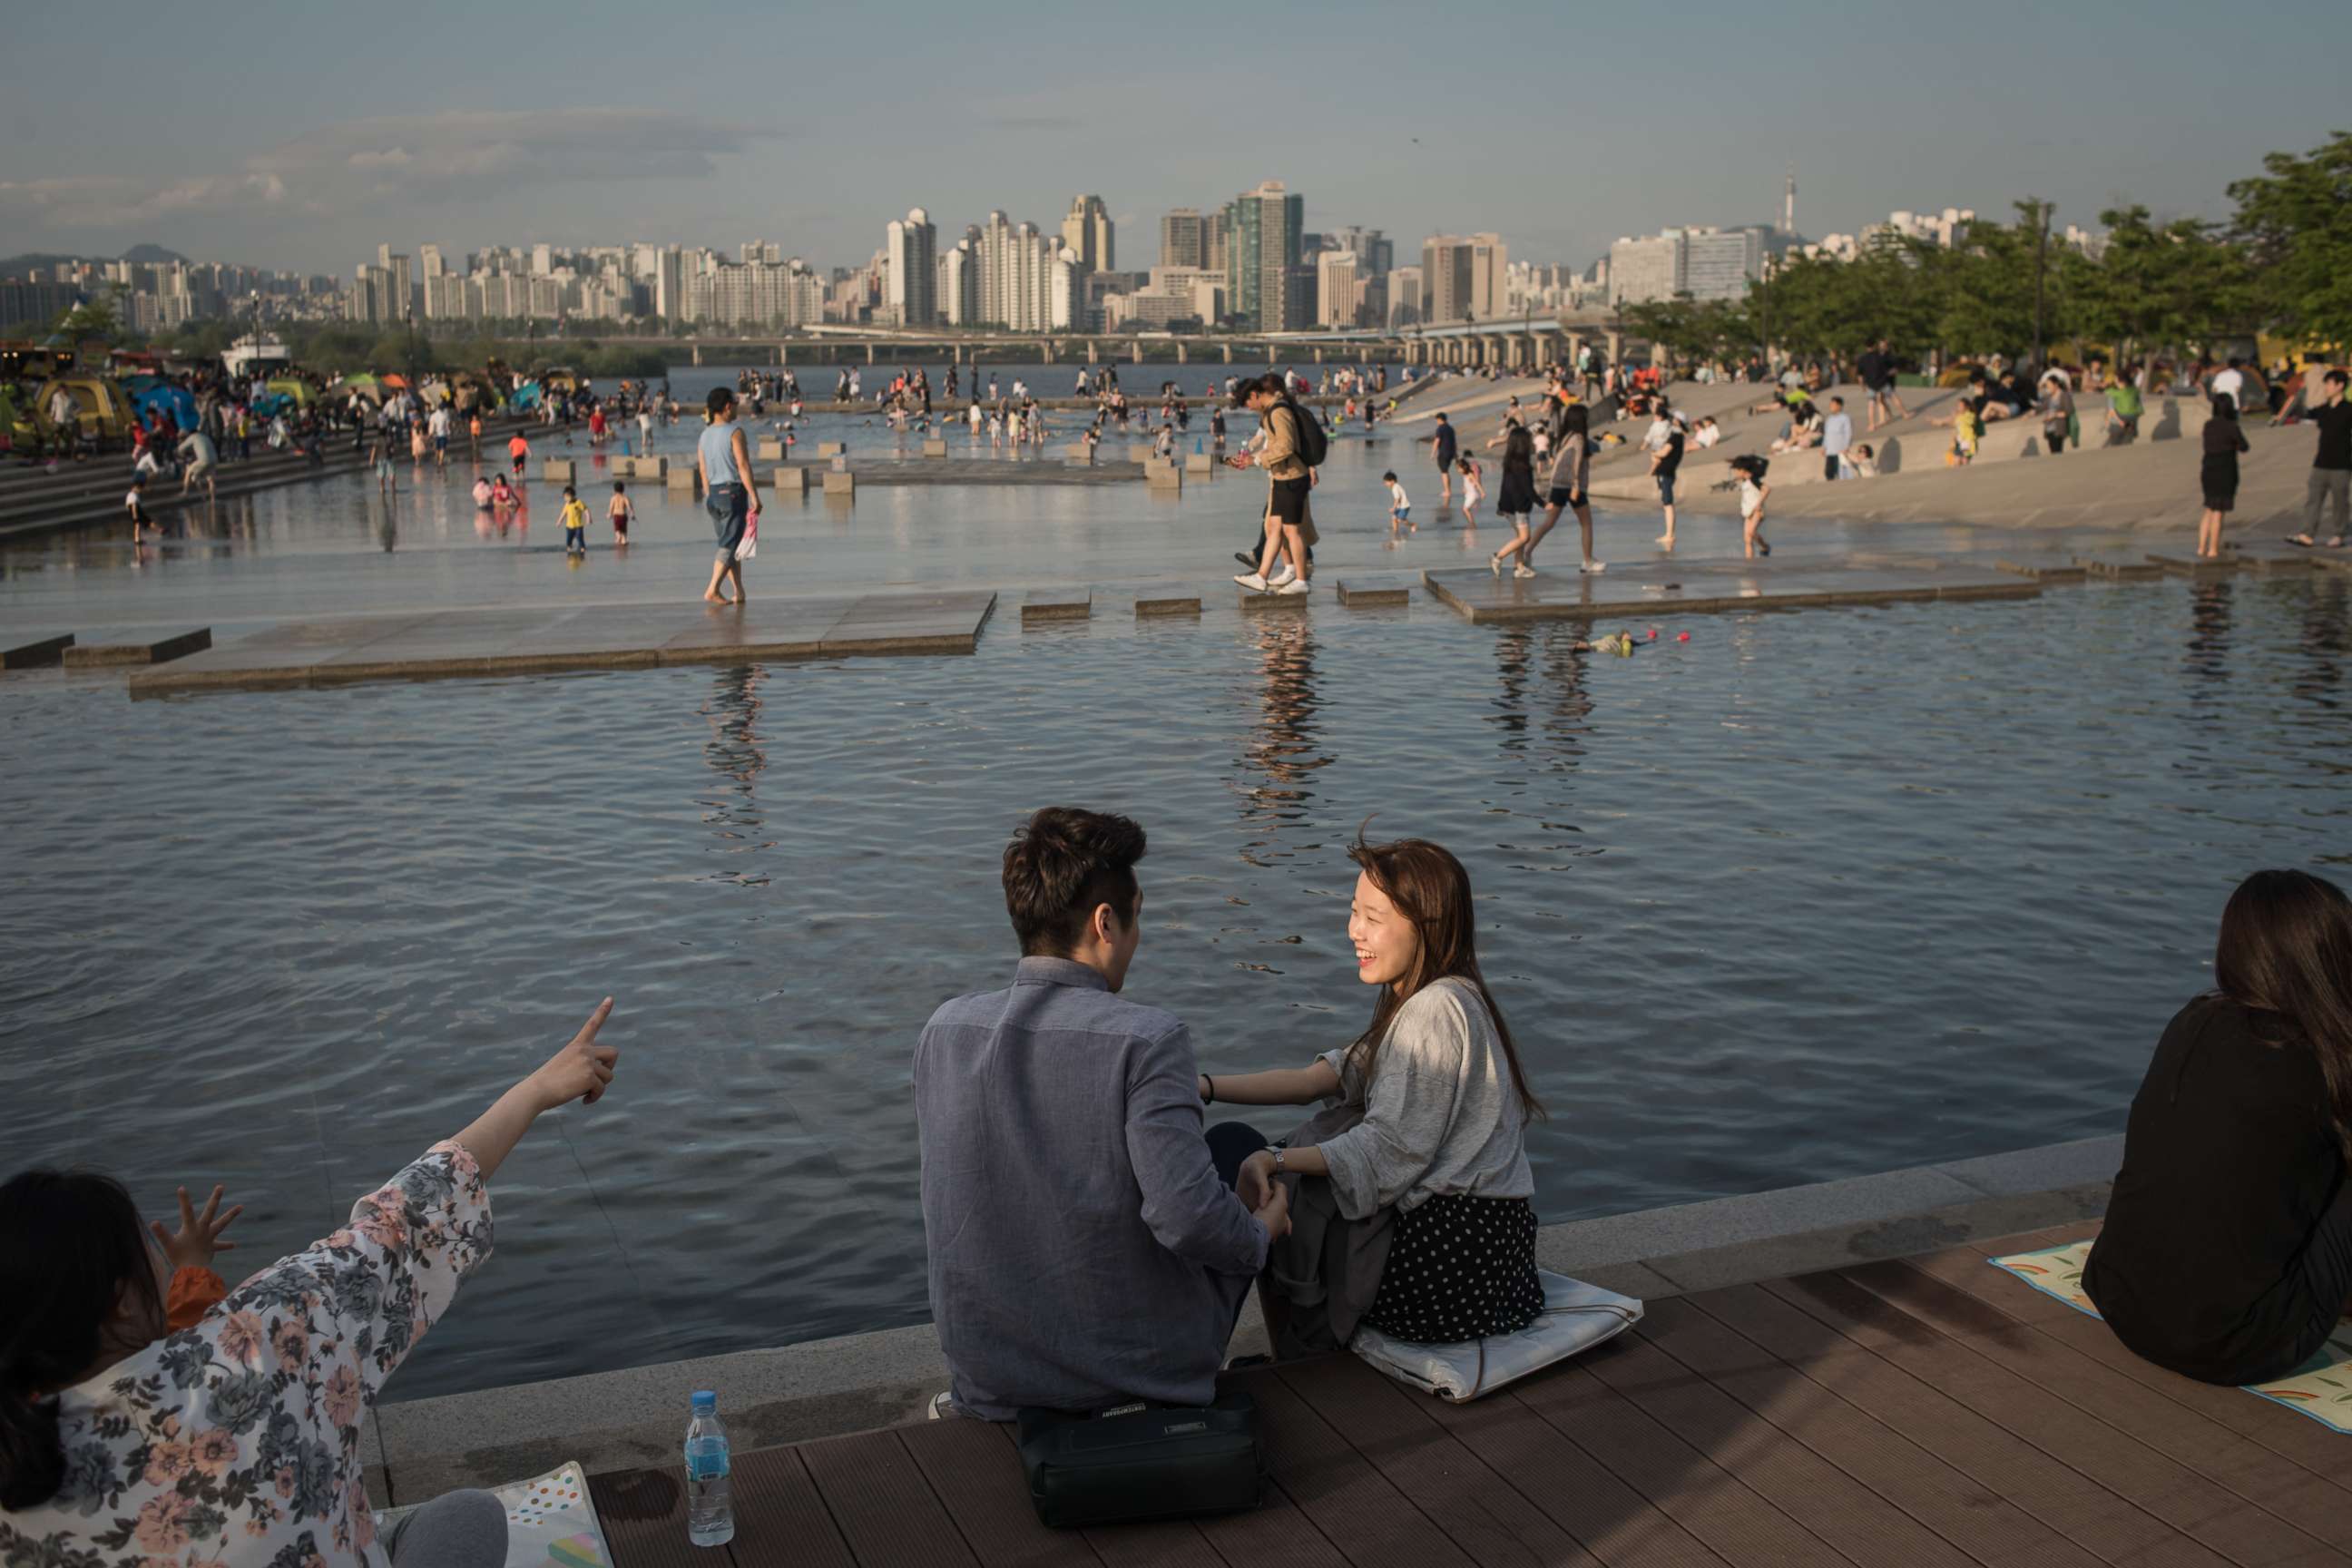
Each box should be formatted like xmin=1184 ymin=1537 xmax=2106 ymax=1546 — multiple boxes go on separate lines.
xmin=1579 ymin=1322 xmax=1983 ymax=1568
xmin=794 ymin=1426 xmax=985 ymax=1566
xmin=1944 ymin=1235 xmax=2352 ymax=1482
xmin=1633 ymin=1296 xmax=2107 ymax=1568
xmin=1240 ymin=1368 xmax=1476 ymax=1568
xmin=899 ymin=1417 xmax=1101 ymax=1566
xmin=1684 ymin=1283 xmax=2226 ymax=1568
xmin=1847 ymin=1259 xmax=2352 ymax=1557
xmin=1764 ymin=1270 xmax=2339 ymax=1566
xmin=1412 ymin=1369 xmax=1730 ymax=1568
xmin=726 ymin=1446 xmax=856 ymax=1568
xmin=1506 ymin=1347 xmax=1858 ymax=1566
xmin=587 ymin=1464 xmax=729 ymax=1568
xmin=1277 ymin=1355 xmax=1602 ymax=1568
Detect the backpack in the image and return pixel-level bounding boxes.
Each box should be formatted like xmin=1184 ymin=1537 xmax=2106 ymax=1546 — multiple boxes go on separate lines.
xmin=1279 ymin=398 xmax=1329 ymax=468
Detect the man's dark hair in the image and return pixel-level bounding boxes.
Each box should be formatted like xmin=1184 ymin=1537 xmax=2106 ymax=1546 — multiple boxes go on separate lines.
xmin=706 ymin=387 xmax=736 ymax=416
xmin=2328 ymin=369 xmax=2348 ymax=388
xmin=1003 ymin=807 xmax=1146 ymax=956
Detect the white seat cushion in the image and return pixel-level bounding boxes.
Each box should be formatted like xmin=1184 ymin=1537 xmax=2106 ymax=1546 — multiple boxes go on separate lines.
xmin=1351 ymin=1271 xmax=1644 ymax=1402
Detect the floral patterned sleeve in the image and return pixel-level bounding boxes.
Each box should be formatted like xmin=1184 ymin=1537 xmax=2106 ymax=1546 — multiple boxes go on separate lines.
xmin=0 ymin=1142 xmax=495 ymax=1568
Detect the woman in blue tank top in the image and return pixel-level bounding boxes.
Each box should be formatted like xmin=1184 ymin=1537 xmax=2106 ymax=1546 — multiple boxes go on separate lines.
xmin=698 ymin=387 xmax=760 ymax=604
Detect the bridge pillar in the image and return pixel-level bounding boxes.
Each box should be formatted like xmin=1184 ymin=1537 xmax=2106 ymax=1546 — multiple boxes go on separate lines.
xmin=1313 ymin=347 xmax=1324 ymax=364
xmin=1176 ymin=342 xmax=1186 ymax=364
xmin=867 ymin=343 xmax=876 ymax=364
xmin=1605 ymin=329 xmax=1623 ymax=368
xmin=1222 ymin=343 xmax=1233 ymax=364
xmin=691 ymin=343 xmax=702 ymax=367
xmin=1132 ymin=338 xmax=1142 ymax=363
xmin=1044 ymin=339 xmax=1055 ymax=364
xmin=1087 ymin=340 xmax=1098 ymax=363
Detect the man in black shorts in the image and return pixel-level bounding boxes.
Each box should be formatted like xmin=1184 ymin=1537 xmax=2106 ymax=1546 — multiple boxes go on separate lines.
xmin=1429 ymin=411 xmax=1457 ymax=503
xmin=1230 ymin=376 xmax=1315 ymax=596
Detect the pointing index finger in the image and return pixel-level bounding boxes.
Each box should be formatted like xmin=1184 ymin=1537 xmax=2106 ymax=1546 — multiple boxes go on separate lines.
xmin=575 ymin=997 xmax=615 ymax=1044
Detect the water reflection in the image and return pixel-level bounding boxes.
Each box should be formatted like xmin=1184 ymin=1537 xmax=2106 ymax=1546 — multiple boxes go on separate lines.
xmin=2293 ymin=577 xmax=2348 ymax=711
xmin=1488 ymin=624 xmax=1596 ymax=766
xmin=699 ymin=663 xmax=774 ymax=886
xmin=2185 ymin=582 xmax=2233 ymax=685
xmin=1231 ymin=619 xmax=1329 ymax=864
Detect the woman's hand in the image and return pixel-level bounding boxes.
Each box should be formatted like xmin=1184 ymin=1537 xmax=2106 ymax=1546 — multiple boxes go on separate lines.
xmin=151 ymin=1184 xmax=241 ymax=1272
xmin=526 ymin=997 xmax=620 ymax=1111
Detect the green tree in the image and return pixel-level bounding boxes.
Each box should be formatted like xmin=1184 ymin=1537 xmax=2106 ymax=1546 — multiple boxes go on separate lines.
xmin=2075 ymin=204 xmax=2255 ymax=364
xmin=2229 ymin=130 xmax=2352 ymax=350
xmin=53 ymin=286 xmax=122 ymax=342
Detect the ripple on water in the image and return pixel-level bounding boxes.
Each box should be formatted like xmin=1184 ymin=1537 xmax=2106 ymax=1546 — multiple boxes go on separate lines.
xmin=3 ymin=573 xmax=2349 ymax=1397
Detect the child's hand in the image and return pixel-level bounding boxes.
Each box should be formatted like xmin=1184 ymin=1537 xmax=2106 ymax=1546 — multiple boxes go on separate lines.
xmin=152 ymin=1184 xmax=242 ymax=1272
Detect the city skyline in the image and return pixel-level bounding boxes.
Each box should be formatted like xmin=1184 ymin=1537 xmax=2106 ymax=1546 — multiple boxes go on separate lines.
xmin=1 ymin=0 xmax=2343 ymax=279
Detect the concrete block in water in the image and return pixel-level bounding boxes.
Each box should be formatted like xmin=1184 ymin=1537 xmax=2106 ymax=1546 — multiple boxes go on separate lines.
xmin=1184 ymin=453 xmax=1216 ymax=475
xmin=923 ymin=438 xmax=949 ymax=457
xmin=1021 ymin=592 xmax=1092 ymax=624
xmin=543 ymin=459 xmax=574 ymax=482
xmin=64 ymin=628 xmax=212 ymax=666
xmin=817 ymin=441 xmax=846 ymax=458
xmin=771 ymin=466 xmax=810 ymax=495
xmin=1135 ymin=596 xmax=1202 ymax=618
xmin=665 ymin=466 xmax=697 ymax=494
xmin=822 ymin=469 xmax=856 ymax=496
xmin=1146 ymin=460 xmax=1181 ymax=490
xmin=755 ymin=438 xmax=783 ymax=462
xmin=1338 ymin=582 xmax=1412 ymax=608
xmin=2 ymin=632 xmax=74 ymax=670
xmin=1240 ymin=591 xmax=1306 ymax=613
xmin=630 ymin=456 xmax=666 ymax=479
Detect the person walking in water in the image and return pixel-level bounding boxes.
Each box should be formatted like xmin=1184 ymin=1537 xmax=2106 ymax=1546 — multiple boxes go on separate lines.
xmin=1428 ymin=412 xmax=1458 ymax=504
xmin=697 ymin=387 xmax=760 ymax=605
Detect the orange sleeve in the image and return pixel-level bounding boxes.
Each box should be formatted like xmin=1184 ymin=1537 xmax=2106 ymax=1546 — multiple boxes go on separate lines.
xmin=166 ymin=1266 xmax=228 ymax=1331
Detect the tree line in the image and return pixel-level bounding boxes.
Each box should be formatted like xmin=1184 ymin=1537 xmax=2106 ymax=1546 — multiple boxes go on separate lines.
xmin=1625 ymin=131 xmax=2351 ymax=374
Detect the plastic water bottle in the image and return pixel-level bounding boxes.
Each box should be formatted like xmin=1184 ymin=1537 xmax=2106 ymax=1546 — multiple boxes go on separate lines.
xmin=683 ymin=1390 xmax=735 ymax=1548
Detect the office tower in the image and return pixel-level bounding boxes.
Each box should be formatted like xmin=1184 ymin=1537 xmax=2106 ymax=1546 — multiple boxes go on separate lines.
xmin=1468 ymin=232 xmax=1506 ymax=318
xmin=1419 ymin=235 xmax=1474 ymax=323
xmin=1315 ymin=250 xmax=1357 ymax=328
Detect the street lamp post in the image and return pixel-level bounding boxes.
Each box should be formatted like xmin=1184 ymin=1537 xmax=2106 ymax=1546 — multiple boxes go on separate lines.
xmin=2029 ymin=198 xmax=2052 ymax=374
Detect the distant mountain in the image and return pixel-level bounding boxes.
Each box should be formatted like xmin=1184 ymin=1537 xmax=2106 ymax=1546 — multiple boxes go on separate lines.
xmin=0 ymin=243 xmax=191 ymax=278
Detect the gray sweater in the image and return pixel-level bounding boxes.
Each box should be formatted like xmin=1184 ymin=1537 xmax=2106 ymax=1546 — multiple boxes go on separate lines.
xmin=1309 ymin=977 xmax=1537 ymax=1221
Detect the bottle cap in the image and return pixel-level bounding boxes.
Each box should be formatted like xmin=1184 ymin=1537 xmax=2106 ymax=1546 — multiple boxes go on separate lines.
xmin=691 ymin=1390 xmax=717 ymax=1410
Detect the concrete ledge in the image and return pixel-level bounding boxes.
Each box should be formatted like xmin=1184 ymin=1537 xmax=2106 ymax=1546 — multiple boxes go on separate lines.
xmin=63 ymin=627 xmax=211 ymax=666
xmin=3 ymin=632 xmax=74 ymax=670
xmin=543 ymin=460 xmax=574 ymax=483
xmin=1020 ymin=591 xmax=1091 ymax=624
xmin=922 ymin=439 xmax=949 ymax=458
xmin=369 ymin=1133 xmax=2120 ymax=1503
xmin=770 ymin=466 xmax=810 ymax=495
xmin=1240 ymin=591 xmax=1307 ymax=613
xmin=822 ymin=470 xmax=855 ymax=497
xmin=1184 ymin=454 xmax=1216 ymax=475
xmin=817 ymin=441 xmax=846 ymax=458
xmin=1338 ymin=582 xmax=1412 ymax=608
xmin=663 ymin=467 xmax=696 ymax=494
xmin=1135 ymin=595 xmax=1202 ymax=618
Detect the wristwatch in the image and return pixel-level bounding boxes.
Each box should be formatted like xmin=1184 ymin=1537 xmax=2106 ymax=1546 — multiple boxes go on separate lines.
xmin=1271 ymin=1147 xmax=1287 ymax=1175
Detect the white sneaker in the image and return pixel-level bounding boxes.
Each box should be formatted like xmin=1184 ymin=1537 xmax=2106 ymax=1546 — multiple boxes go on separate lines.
xmin=1581 ymin=560 xmax=1608 ymax=574
xmin=1267 ymin=563 xmax=1297 ymax=587
xmin=1513 ymin=565 xmax=1538 ymax=580
xmin=928 ymin=1391 xmax=955 ymax=1420
xmin=1233 ymin=572 xmax=1269 ymax=591
xmin=1275 ymin=577 xmax=1312 ymax=595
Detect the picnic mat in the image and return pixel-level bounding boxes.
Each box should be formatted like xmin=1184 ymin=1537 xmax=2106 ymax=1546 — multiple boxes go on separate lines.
xmin=374 ymin=1459 xmax=611 ymax=1566
xmin=1990 ymin=1240 xmax=2352 ymax=1433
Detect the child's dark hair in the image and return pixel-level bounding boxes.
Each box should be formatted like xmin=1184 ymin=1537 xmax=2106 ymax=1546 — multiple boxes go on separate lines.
xmin=0 ymin=1170 xmax=162 ymax=1508
xmin=612 ymin=481 xmax=625 ymax=494
xmin=563 ymin=485 xmax=576 ymax=498
xmin=1381 ymin=470 xmax=1397 ymax=482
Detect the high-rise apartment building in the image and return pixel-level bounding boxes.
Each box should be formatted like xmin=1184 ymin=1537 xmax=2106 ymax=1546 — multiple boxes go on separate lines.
xmin=1315 ymin=250 xmax=1358 ymax=329
xmin=1224 ymin=180 xmax=1306 ymax=332
xmin=1327 ymin=225 xmax=1394 ymax=279
xmin=1159 ymin=209 xmax=1205 ymax=270
xmin=1063 ymin=195 xmax=1113 ymax=274
xmin=1386 ymin=264 xmax=1422 ymax=328
xmin=1204 ymin=211 xmax=1230 ymax=277
xmin=938 ymin=240 xmax=982 ymax=326
xmin=1607 ymin=226 xmax=1763 ymax=304
xmin=1417 ymin=233 xmax=1506 ymax=323
xmin=885 ymin=208 xmax=938 ymax=326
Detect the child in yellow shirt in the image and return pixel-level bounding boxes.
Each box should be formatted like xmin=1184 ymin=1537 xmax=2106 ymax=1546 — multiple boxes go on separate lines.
xmin=560 ymin=485 xmax=588 ymax=554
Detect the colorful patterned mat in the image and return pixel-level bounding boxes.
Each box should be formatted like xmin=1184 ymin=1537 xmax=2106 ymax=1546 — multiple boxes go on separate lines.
xmin=1990 ymin=1240 xmax=2352 ymax=1433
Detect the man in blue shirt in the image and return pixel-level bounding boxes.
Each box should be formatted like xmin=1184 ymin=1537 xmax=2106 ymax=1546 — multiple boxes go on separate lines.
xmin=916 ymin=807 xmax=1289 ymax=1419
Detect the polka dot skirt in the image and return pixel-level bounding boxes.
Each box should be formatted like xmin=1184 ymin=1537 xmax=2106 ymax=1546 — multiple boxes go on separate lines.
xmin=1360 ymin=1193 xmax=1544 ymax=1344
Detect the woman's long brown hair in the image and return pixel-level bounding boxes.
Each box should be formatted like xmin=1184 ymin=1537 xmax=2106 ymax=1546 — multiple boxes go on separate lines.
xmin=1347 ymin=835 xmax=1545 ymax=1119
xmin=2213 ymin=868 xmax=2352 ymax=1168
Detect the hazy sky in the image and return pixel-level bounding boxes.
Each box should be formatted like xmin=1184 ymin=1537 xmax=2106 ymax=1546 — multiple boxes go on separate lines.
xmin=4 ymin=0 xmax=2344 ymax=278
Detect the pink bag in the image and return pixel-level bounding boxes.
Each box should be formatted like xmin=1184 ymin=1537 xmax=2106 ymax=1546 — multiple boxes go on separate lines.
xmin=735 ymin=507 xmax=759 ymax=562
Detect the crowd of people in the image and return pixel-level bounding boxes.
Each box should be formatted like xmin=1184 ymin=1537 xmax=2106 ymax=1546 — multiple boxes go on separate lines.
xmin=5 ymin=799 xmax=2347 ymax=1566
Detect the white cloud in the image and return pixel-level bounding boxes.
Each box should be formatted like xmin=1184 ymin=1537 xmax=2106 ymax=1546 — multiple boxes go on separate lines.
xmin=0 ymin=109 xmax=761 ymax=236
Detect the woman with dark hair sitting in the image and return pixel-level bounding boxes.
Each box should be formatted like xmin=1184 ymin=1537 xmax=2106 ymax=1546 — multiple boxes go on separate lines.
xmin=0 ymin=1001 xmax=622 ymax=1565
xmin=1199 ymin=836 xmax=1547 ymax=1352
xmin=2084 ymin=871 xmax=2352 ymax=1385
